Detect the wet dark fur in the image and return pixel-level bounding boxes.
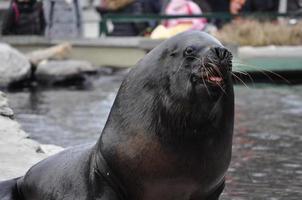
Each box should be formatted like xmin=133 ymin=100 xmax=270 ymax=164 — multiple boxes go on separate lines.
xmin=0 ymin=31 xmax=234 ymax=200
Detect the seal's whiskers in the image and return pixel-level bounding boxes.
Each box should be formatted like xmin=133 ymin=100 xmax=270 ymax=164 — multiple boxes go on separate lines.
xmin=232 ymin=70 xmax=255 ymax=87
xmin=208 ymin=63 xmax=224 ymax=78
xmin=175 ymin=58 xmax=187 ymax=75
xmin=231 ymin=72 xmax=250 ymax=89
xmin=186 ymin=73 xmax=192 ymax=96
xmin=233 ymin=62 xmax=290 ymax=84
xmin=202 ymin=72 xmax=210 ymax=96
xmin=208 ymin=66 xmax=226 ymax=94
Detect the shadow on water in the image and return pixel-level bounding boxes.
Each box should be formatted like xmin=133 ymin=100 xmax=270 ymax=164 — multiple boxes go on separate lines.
xmin=6 ymin=74 xmax=302 ymax=199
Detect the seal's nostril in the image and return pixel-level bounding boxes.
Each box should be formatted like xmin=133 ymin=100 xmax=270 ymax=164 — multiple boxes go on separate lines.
xmin=211 ymin=47 xmax=232 ymax=62
xmin=212 ymin=47 xmax=224 ymax=59
xmin=214 ymin=47 xmax=221 ymax=58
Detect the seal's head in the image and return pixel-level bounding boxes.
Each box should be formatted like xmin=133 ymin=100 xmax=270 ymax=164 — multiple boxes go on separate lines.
xmin=151 ymin=30 xmax=233 ymax=101
xmin=104 ymin=31 xmax=234 ymax=141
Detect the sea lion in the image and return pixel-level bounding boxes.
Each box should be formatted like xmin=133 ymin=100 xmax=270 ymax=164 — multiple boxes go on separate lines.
xmin=0 ymin=30 xmax=234 ymax=200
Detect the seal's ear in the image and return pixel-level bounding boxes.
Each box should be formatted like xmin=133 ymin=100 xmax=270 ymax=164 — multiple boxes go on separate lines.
xmin=170 ymin=51 xmax=177 ymax=57
xmin=169 ymin=44 xmax=179 ymax=57
xmin=160 ymin=49 xmax=170 ymax=60
xmin=160 ymin=48 xmax=178 ymax=61
xmin=161 ymin=44 xmax=179 ymax=59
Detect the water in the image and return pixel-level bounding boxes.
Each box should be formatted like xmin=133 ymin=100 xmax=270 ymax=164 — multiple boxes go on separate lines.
xmin=6 ymin=76 xmax=302 ymax=199
xmin=223 ymin=85 xmax=302 ymax=199
xmin=6 ymin=73 xmax=126 ymax=147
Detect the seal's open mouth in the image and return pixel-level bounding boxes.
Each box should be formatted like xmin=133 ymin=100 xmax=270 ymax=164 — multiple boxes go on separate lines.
xmin=208 ymin=76 xmax=223 ymax=85
xmin=202 ymin=68 xmax=224 ymax=86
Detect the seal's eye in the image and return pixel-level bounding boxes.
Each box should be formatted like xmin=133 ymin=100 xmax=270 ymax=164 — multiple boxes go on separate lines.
xmin=184 ymin=47 xmax=195 ymax=57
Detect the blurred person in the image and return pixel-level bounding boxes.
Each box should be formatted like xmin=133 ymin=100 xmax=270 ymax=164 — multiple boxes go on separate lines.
xmin=206 ymin=0 xmax=229 ymax=12
xmin=141 ymin=0 xmax=162 ymax=14
xmin=151 ymin=0 xmax=207 ymax=39
xmin=287 ymin=0 xmax=302 ymax=12
xmin=43 ymin=0 xmax=83 ymax=38
xmin=284 ymin=0 xmax=302 ymax=25
xmin=192 ymin=0 xmax=212 ymax=13
xmin=140 ymin=0 xmax=162 ymax=33
xmin=83 ymin=0 xmax=99 ymax=9
xmin=2 ymin=0 xmax=45 ymax=35
xmin=97 ymin=0 xmax=146 ymax=36
xmin=204 ymin=0 xmax=230 ymax=28
xmin=242 ymin=0 xmax=279 ymax=12
xmin=163 ymin=0 xmax=207 ymax=30
xmin=230 ymin=0 xmax=245 ymax=14
xmin=88 ymin=0 xmax=95 ymax=7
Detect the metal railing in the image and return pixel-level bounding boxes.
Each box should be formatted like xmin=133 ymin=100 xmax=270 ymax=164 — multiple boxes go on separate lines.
xmin=99 ymin=12 xmax=302 ymax=35
xmin=1 ymin=10 xmax=301 ymax=37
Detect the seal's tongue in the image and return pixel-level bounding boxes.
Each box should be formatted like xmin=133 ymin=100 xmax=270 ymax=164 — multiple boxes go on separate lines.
xmin=209 ymin=76 xmax=223 ymax=82
xmin=209 ymin=76 xmax=223 ymax=84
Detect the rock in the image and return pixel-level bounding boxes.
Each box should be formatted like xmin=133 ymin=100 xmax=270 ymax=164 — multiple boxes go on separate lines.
xmin=35 ymin=60 xmax=97 ymax=85
xmin=0 ymin=91 xmax=63 ymax=180
xmin=27 ymin=43 xmax=72 ymax=66
xmin=0 ymin=91 xmax=14 ymax=118
xmin=0 ymin=43 xmax=32 ymax=88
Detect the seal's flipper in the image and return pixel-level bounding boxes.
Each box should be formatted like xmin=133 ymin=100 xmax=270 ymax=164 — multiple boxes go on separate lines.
xmin=0 ymin=178 xmax=22 ymax=200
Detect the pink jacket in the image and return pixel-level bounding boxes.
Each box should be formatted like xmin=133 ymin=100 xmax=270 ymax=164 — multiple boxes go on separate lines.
xmin=164 ymin=0 xmax=207 ymax=30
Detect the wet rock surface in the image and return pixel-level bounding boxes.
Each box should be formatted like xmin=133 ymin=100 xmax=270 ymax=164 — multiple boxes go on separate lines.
xmin=35 ymin=60 xmax=97 ymax=85
xmin=0 ymin=91 xmax=63 ymax=181
xmin=0 ymin=43 xmax=31 ymax=88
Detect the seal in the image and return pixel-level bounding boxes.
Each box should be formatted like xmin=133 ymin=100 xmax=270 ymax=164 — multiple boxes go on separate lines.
xmin=0 ymin=31 xmax=234 ymax=200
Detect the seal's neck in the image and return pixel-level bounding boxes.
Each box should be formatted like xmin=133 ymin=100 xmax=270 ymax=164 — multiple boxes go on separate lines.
xmin=95 ymin=80 xmax=234 ymax=199
xmin=99 ymin=80 xmax=234 ymax=149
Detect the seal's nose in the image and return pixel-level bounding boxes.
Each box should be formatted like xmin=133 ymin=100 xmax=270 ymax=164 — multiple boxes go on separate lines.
xmin=206 ymin=46 xmax=233 ymax=70
xmin=211 ymin=47 xmax=232 ymax=61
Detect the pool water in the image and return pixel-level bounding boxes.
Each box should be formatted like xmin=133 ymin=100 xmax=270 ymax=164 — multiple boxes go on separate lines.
xmin=6 ymin=75 xmax=302 ymax=199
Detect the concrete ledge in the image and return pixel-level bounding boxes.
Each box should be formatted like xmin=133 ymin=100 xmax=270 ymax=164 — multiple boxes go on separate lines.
xmin=0 ymin=36 xmax=147 ymax=48
xmin=1 ymin=36 xmax=302 ymax=70
xmin=0 ymin=36 xmax=150 ymax=67
xmin=239 ymin=46 xmax=302 ymax=58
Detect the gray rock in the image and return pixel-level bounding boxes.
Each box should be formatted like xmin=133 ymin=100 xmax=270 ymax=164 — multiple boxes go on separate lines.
xmin=0 ymin=43 xmax=32 ymax=88
xmin=35 ymin=60 xmax=96 ymax=85
xmin=0 ymin=91 xmax=14 ymax=118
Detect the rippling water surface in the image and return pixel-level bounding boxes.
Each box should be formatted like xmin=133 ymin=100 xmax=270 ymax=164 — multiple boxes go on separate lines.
xmin=6 ymin=75 xmax=302 ymax=199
